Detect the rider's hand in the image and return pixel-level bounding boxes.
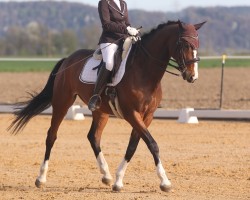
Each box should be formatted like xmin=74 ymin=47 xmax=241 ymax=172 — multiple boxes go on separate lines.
xmin=126 ymin=26 xmax=139 ymax=36
xmin=131 ymin=36 xmax=141 ymax=43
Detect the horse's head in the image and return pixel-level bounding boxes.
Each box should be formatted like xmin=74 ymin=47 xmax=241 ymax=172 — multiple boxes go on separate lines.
xmin=171 ymin=21 xmax=206 ymax=83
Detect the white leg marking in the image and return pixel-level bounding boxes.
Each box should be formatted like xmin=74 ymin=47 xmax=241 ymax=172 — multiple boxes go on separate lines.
xmin=114 ymin=159 xmax=129 ymax=189
xmin=157 ymin=160 xmax=171 ymax=187
xmin=193 ymin=50 xmax=199 ymax=80
xmin=97 ymin=152 xmax=112 ymax=180
xmin=37 ymin=160 xmax=49 ymax=183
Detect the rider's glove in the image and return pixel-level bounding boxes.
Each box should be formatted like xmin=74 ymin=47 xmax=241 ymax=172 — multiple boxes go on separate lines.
xmin=126 ymin=26 xmax=139 ymax=36
xmin=131 ymin=36 xmax=141 ymax=43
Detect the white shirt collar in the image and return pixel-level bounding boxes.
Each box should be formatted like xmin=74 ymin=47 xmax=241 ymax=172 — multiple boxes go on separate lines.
xmin=113 ymin=0 xmax=121 ymax=10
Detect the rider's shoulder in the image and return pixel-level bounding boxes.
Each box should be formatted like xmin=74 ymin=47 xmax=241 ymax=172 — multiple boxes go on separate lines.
xmin=99 ymin=0 xmax=127 ymax=5
xmin=99 ymin=0 xmax=109 ymax=5
xmin=99 ymin=0 xmax=127 ymax=2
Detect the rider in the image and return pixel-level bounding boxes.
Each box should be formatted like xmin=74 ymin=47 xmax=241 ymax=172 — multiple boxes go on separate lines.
xmin=88 ymin=0 xmax=139 ymax=111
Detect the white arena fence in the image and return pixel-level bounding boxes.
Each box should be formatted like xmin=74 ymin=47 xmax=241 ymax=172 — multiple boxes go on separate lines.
xmin=1 ymin=104 xmax=250 ymax=124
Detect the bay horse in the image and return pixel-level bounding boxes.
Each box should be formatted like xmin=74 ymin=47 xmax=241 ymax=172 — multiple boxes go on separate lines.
xmin=9 ymin=20 xmax=205 ymax=192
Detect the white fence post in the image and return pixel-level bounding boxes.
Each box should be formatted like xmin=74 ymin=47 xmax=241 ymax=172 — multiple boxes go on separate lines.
xmin=65 ymin=105 xmax=85 ymax=120
xmin=177 ymin=108 xmax=199 ymax=124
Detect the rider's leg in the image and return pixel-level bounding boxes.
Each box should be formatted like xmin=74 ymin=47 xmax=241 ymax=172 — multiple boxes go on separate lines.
xmin=88 ymin=43 xmax=118 ymax=111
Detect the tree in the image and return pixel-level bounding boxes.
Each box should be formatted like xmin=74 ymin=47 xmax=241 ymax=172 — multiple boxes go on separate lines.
xmin=80 ymin=24 xmax=101 ymax=49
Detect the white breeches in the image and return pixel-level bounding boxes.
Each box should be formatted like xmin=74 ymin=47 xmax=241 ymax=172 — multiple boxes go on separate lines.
xmin=100 ymin=43 xmax=119 ymax=71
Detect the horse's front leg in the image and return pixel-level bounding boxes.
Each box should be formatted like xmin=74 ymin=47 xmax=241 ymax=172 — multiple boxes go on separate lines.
xmin=141 ymin=129 xmax=172 ymax=192
xmin=112 ymin=129 xmax=140 ymax=191
xmin=87 ymin=112 xmax=112 ymax=186
xmin=113 ymin=113 xmax=171 ymax=192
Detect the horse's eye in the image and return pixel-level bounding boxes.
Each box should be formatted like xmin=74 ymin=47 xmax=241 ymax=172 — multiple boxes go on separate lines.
xmin=184 ymin=43 xmax=190 ymax=49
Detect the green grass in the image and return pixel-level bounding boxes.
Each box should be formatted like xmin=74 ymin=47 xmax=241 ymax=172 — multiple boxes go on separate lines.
xmin=0 ymin=60 xmax=57 ymax=72
xmin=199 ymin=58 xmax=250 ymax=68
xmin=0 ymin=58 xmax=249 ymax=72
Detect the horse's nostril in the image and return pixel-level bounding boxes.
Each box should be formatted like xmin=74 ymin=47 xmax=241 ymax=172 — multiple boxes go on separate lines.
xmin=187 ymin=76 xmax=195 ymax=83
xmin=191 ymin=76 xmax=197 ymax=83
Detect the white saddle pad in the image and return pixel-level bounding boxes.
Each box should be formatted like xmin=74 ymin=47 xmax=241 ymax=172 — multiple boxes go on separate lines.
xmin=79 ymin=46 xmax=131 ymax=87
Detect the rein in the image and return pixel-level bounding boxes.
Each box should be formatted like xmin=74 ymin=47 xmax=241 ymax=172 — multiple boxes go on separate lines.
xmin=139 ymin=43 xmax=180 ymax=76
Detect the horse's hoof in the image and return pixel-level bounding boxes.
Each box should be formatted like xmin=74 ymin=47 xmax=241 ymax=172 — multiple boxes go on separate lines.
xmin=102 ymin=177 xmax=113 ymax=186
xmin=112 ymin=185 xmax=123 ymax=192
xmin=35 ymin=179 xmax=46 ymax=188
xmin=160 ymin=184 xmax=172 ymax=192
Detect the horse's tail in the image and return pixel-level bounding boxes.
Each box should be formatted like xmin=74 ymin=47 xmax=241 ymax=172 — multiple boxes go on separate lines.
xmin=8 ymin=58 xmax=66 ymax=134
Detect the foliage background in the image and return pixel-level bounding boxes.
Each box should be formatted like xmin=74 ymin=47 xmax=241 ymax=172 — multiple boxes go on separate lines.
xmin=0 ymin=2 xmax=250 ymax=57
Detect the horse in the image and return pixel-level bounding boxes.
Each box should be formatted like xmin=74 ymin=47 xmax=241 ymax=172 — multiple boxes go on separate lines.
xmin=8 ymin=20 xmax=205 ymax=192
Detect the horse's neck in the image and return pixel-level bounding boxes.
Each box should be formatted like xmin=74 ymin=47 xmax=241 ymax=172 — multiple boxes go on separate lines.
xmin=143 ymin=26 xmax=176 ymax=64
xmin=136 ymin=27 xmax=173 ymax=83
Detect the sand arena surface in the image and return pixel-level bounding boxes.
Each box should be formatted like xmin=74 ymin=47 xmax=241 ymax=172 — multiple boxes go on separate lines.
xmin=0 ymin=68 xmax=250 ymax=199
xmin=0 ymin=68 xmax=250 ymax=109
xmin=0 ymin=114 xmax=250 ymax=200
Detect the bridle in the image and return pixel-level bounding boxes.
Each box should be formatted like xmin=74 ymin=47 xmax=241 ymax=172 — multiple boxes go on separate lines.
xmin=169 ymin=34 xmax=200 ymax=74
xmin=139 ymin=27 xmax=200 ymax=76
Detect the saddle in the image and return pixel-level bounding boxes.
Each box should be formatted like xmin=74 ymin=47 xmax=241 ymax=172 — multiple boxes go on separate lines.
xmin=92 ymin=37 xmax=133 ymax=81
xmin=90 ymin=37 xmax=135 ymax=118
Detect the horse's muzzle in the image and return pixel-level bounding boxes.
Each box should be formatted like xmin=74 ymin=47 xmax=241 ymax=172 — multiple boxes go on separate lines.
xmin=188 ymin=76 xmax=197 ymax=83
xmin=183 ymin=72 xmax=197 ymax=83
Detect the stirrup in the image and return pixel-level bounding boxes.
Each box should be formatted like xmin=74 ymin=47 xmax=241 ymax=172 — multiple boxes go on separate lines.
xmin=88 ymin=94 xmax=102 ymax=111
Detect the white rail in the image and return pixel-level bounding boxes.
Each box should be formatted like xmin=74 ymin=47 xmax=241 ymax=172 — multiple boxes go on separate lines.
xmin=1 ymin=105 xmax=250 ymax=123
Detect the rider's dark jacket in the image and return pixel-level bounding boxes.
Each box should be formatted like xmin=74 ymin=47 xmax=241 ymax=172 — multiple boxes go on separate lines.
xmin=98 ymin=0 xmax=130 ymax=45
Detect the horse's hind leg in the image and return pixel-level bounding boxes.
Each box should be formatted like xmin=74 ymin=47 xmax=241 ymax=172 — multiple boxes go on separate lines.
xmin=35 ymin=90 xmax=76 ymax=188
xmin=87 ymin=111 xmax=112 ymax=186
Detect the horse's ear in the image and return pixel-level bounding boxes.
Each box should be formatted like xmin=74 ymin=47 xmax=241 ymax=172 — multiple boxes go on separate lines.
xmin=194 ymin=21 xmax=206 ymax=30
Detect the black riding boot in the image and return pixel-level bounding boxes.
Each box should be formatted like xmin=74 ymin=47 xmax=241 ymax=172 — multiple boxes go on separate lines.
xmin=88 ymin=64 xmax=111 ymax=111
